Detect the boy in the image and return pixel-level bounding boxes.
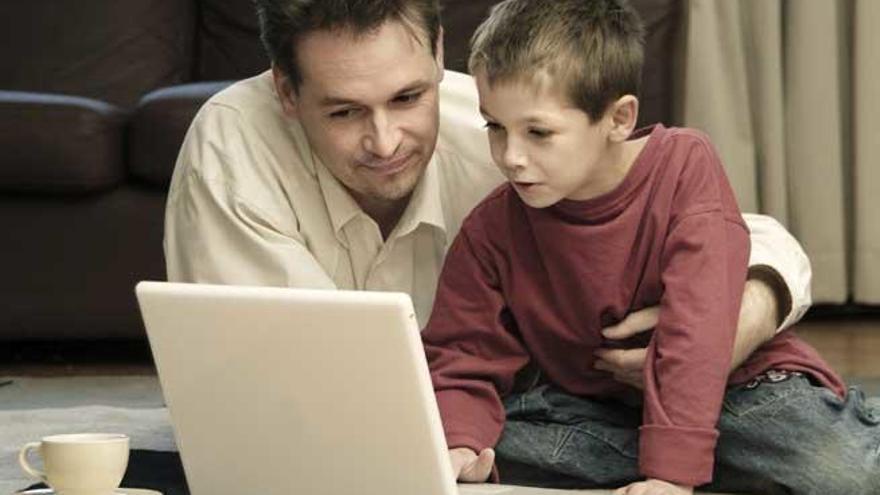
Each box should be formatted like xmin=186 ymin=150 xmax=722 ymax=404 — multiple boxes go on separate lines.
xmin=422 ymin=1 xmax=880 ymax=494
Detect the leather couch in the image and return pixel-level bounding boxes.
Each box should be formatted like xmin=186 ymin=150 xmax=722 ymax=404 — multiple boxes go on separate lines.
xmin=0 ymin=0 xmax=680 ymax=342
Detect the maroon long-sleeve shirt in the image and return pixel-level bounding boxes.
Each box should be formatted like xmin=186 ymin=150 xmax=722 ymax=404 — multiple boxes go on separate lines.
xmin=423 ymin=124 xmax=844 ymax=486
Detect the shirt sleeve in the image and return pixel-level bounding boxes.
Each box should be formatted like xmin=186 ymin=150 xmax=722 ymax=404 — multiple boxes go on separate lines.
xmin=422 ymin=219 xmax=530 ymax=454
xmin=164 ymin=111 xmax=337 ymax=289
xmin=639 ymin=137 xmax=751 ymax=486
xmin=742 ymin=213 xmax=812 ymax=331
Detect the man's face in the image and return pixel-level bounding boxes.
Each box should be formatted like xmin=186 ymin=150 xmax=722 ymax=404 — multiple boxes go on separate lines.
xmin=277 ymin=20 xmax=444 ymax=211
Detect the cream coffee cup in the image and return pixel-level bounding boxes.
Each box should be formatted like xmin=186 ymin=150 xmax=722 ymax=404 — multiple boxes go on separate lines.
xmin=19 ymin=433 xmax=130 ymax=495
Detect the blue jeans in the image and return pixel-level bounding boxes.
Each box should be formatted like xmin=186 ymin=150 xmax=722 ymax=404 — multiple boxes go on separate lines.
xmin=495 ymin=374 xmax=880 ymax=494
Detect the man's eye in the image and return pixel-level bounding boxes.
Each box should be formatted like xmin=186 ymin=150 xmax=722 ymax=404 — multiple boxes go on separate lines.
xmin=394 ymin=92 xmax=423 ymax=104
xmin=328 ymin=108 xmax=359 ymax=119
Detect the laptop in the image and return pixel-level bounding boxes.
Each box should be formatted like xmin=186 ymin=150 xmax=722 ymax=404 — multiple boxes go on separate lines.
xmin=135 ymin=282 xmax=573 ymax=495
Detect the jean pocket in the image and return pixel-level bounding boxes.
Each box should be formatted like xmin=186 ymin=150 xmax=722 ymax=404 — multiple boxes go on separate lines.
xmin=544 ymin=423 xmax=639 ymax=486
xmin=722 ymin=375 xmax=811 ymax=418
xmin=851 ymin=387 xmax=880 ymax=426
xmin=551 ymin=423 xmax=639 ymax=462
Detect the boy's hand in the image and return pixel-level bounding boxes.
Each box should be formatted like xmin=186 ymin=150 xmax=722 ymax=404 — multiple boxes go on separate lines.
xmin=614 ymin=478 xmax=694 ymax=495
xmin=448 ymin=447 xmax=495 ymax=482
xmin=594 ymin=306 xmax=659 ymax=390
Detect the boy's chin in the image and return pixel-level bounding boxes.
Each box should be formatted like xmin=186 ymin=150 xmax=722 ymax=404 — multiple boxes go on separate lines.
xmin=516 ymin=192 xmax=559 ymax=209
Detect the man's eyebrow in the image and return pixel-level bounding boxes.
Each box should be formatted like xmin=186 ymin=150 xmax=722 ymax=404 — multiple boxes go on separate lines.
xmin=319 ymin=81 xmax=432 ymax=108
xmin=394 ymin=81 xmax=431 ymax=96
xmin=319 ymin=95 xmax=358 ymax=107
xmin=479 ymin=106 xmax=495 ymax=119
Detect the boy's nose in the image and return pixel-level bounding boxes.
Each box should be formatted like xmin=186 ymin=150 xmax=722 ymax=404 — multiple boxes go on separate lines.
xmin=501 ymin=139 xmax=527 ymax=172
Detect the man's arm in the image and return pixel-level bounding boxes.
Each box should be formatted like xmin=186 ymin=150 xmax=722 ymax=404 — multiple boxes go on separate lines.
xmin=594 ymin=213 xmax=808 ymax=389
xmin=164 ymin=109 xmax=337 ymax=289
xmin=165 ymin=168 xmax=337 ymax=288
xmin=595 ymin=278 xmax=778 ymax=388
xmin=743 ymin=213 xmax=811 ymax=330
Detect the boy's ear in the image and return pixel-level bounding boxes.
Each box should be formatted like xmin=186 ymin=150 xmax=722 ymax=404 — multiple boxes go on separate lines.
xmin=607 ymin=95 xmax=639 ymax=142
xmin=434 ymin=27 xmax=445 ymax=82
xmin=272 ymin=64 xmax=299 ymax=118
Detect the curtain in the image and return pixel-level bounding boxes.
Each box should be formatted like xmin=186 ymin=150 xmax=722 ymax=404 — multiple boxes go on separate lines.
xmin=679 ymin=0 xmax=880 ymax=304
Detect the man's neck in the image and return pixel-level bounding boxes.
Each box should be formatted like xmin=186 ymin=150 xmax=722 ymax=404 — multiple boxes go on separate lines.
xmin=356 ymin=194 xmax=412 ymax=240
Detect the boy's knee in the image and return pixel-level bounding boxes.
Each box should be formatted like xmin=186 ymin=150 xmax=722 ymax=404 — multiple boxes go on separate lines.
xmin=789 ymin=447 xmax=880 ymax=493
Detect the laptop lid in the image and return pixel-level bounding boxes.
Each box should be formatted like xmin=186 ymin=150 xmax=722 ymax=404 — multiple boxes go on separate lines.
xmin=136 ymin=281 xmax=461 ymax=495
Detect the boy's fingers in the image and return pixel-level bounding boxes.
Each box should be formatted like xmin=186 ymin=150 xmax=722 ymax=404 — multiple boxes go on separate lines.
xmin=459 ymin=448 xmax=495 ymax=482
xmin=601 ymin=306 xmax=660 ymax=339
xmin=449 ymin=448 xmax=477 ymax=479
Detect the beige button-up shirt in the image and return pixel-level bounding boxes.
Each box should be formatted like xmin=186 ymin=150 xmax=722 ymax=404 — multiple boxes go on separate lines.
xmin=165 ymin=70 xmax=812 ymax=329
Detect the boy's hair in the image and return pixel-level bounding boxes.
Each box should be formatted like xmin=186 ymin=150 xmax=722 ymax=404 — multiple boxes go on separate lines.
xmin=469 ymin=0 xmax=644 ymax=121
xmin=255 ymin=0 xmax=441 ymax=92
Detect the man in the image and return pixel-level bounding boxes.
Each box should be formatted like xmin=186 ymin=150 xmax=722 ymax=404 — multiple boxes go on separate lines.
xmin=164 ymin=0 xmax=812 ymax=467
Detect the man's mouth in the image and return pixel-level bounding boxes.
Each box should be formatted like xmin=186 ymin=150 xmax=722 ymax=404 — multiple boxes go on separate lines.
xmin=360 ymin=153 xmax=414 ymax=177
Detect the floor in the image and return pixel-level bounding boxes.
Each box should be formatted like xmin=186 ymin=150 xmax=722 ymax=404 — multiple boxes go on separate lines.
xmin=3 ymin=317 xmax=878 ymax=387
xmin=2 ymin=316 xmax=879 ymax=495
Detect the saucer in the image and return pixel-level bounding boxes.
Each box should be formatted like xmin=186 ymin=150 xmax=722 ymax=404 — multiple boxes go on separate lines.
xmin=15 ymin=488 xmax=162 ymax=495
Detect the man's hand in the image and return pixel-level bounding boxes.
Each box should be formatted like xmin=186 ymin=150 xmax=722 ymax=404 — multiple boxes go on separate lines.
xmin=594 ymin=307 xmax=658 ymax=389
xmin=614 ymin=478 xmax=694 ymax=495
xmin=449 ymin=447 xmax=495 ymax=482
xmin=594 ymin=279 xmax=781 ymax=390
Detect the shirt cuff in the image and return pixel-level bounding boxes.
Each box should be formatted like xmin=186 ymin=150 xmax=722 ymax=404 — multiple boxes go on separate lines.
xmin=743 ymin=213 xmax=812 ymax=332
xmin=639 ymin=424 xmax=719 ymax=486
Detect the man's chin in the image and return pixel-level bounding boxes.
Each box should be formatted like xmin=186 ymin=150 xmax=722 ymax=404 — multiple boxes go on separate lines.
xmin=381 ymin=157 xmax=426 ymax=194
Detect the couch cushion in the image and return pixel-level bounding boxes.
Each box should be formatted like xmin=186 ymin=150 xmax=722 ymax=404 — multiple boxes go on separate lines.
xmin=128 ymin=82 xmax=233 ymax=187
xmin=0 ymin=187 xmax=168 ymax=340
xmin=0 ymin=91 xmax=126 ymax=194
xmin=0 ymin=0 xmax=195 ymax=108
xmin=198 ymin=0 xmax=270 ymax=81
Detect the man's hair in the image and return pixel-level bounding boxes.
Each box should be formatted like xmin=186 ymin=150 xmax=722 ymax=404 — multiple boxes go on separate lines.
xmin=469 ymin=0 xmax=644 ymax=121
xmin=255 ymin=0 xmax=441 ymax=91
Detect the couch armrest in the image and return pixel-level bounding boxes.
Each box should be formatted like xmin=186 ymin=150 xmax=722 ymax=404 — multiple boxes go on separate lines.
xmin=128 ymin=81 xmax=233 ymax=187
xmin=0 ymin=91 xmax=126 ymax=193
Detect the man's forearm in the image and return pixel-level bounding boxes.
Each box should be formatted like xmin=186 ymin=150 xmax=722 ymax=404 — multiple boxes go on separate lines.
xmin=729 ymin=278 xmax=781 ymax=371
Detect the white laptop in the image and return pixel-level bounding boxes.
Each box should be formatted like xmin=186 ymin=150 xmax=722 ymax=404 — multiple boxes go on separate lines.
xmin=135 ymin=282 xmax=575 ymax=495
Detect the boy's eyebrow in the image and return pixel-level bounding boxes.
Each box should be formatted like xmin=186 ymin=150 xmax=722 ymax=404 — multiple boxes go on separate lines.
xmin=319 ymin=81 xmax=432 ymax=108
xmin=480 ymin=106 xmax=556 ymax=126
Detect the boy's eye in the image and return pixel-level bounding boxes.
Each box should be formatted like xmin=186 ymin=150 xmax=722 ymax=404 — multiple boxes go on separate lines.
xmin=528 ymin=128 xmax=553 ymax=138
xmin=483 ymin=121 xmax=504 ymax=132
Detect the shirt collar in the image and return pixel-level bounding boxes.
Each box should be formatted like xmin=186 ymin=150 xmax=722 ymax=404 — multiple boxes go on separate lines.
xmin=315 ymin=155 xmax=447 ymax=239
xmin=315 ymin=156 xmax=363 ymax=234
xmin=394 ymin=156 xmax=447 ymax=238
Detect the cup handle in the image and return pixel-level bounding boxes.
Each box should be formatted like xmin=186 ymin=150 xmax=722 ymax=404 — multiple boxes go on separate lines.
xmin=18 ymin=442 xmax=46 ymax=481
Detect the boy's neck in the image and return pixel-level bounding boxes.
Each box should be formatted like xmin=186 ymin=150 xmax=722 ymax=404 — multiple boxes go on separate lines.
xmin=576 ymin=136 xmax=650 ymax=201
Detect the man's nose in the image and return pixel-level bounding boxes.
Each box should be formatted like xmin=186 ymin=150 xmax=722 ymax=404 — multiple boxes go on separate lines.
xmin=363 ymin=110 xmax=401 ymax=158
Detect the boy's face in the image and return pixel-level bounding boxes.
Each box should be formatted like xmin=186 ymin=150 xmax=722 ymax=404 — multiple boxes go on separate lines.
xmin=475 ymin=70 xmax=625 ymax=208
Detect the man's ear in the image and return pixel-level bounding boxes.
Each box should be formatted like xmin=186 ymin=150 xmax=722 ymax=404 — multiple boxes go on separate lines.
xmin=607 ymin=94 xmax=639 ymax=142
xmin=272 ymin=64 xmax=298 ymax=118
xmin=434 ymin=27 xmax=445 ymax=82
